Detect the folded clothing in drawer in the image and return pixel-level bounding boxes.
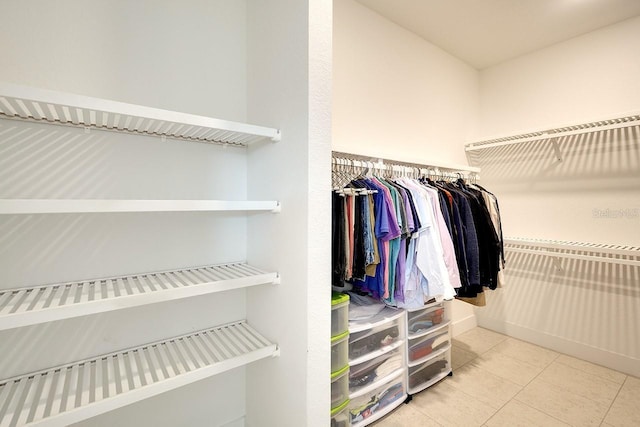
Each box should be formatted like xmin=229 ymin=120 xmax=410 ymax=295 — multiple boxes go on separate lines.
xmin=408 ymin=331 xmax=449 ymax=361
xmin=349 ymin=325 xmax=400 ymax=360
xmin=349 ymin=377 xmax=404 ymax=424
xmin=349 ymin=350 xmax=403 ymax=392
xmin=408 ymin=307 xmax=444 ymax=334
xmin=408 ymin=357 xmax=448 ymax=389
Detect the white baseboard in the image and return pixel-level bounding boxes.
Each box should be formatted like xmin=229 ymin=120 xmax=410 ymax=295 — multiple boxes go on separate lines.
xmin=451 ymin=313 xmax=477 ymax=337
xmin=221 ymin=416 xmax=244 ymax=427
xmin=478 ymin=317 xmax=640 ymax=378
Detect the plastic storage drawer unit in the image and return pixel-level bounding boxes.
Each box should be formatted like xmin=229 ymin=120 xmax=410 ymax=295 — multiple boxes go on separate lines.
xmin=349 ymin=320 xmax=401 ymax=361
xmin=408 ymin=352 xmax=450 ymax=393
xmin=408 ymin=328 xmax=450 ymax=363
xmin=348 ymin=371 xmax=405 ymax=426
xmin=331 ymin=399 xmax=351 ymax=427
xmin=332 ymin=331 xmax=350 ymax=373
xmin=332 ymin=292 xmax=350 ymax=337
xmin=331 ymin=365 xmax=350 ymax=410
xmin=349 ymin=347 xmax=403 ymax=395
xmin=407 ymin=304 xmax=445 ymax=335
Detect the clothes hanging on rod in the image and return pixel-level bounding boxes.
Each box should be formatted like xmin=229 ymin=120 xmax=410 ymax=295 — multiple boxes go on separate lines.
xmin=438 ymin=179 xmax=503 ymax=304
xmin=331 ymin=155 xmax=504 ymax=307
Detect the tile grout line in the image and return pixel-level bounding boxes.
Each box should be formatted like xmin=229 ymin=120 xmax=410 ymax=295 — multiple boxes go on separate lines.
xmin=451 ymin=327 xmax=509 ymax=370
xmin=598 ymin=375 xmax=627 ymax=427
xmin=469 ymin=335 xmax=536 ymax=424
xmin=454 ymin=330 xmax=634 ymax=427
xmin=404 ymin=330 xmax=504 ymax=426
xmin=482 ymin=390 xmax=519 ymax=426
xmin=490 ymin=340 xmax=569 ymax=426
xmin=479 ymin=332 xmax=510 ymax=357
xmin=391 ymin=329 xmax=635 ymax=427
xmin=529 ymin=354 xmax=626 ymax=410
xmin=514 ymin=351 xmax=625 ymax=426
xmin=404 ymin=384 xmax=452 ymax=426
xmin=370 ymin=397 xmax=444 ymax=427
xmin=518 ymin=348 xmax=561 ymax=389
xmin=451 ymin=343 xmax=480 ymax=370
xmin=451 ymin=333 xmax=514 ymax=427
xmin=510 ymin=350 xmax=572 ymax=424
xmin=553 ymin=354 xmax=628 ymax=384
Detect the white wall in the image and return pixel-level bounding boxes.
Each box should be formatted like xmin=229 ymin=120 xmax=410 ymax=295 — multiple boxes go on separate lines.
xmin=245 ymin=1 xmax=332 ymax=426
xmin=333 ymin=0 xmax=479 ymax=166
xmin=476 ymin=15 xmax=640 ymax=246
xmin=479 ymin=16 xmax=640 ymax=138
xmin=332 ymin=0 xmax=479 ymax=334
xmin=0 ymin=0 xmax=248 ymax=122
xmin=474 ymin=16 xmax=640 ymax=376
xmin=475 ymin=15 xmax=640 ymax=246
xmin=0 ymin=1 xmax=254 ymax=425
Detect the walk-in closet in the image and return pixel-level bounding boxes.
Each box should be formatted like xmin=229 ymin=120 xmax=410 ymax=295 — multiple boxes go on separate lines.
xmin=1 ymin=1 xmax=639 ymax=426
xmin=331 ymin=0 xmax=639 ymax=426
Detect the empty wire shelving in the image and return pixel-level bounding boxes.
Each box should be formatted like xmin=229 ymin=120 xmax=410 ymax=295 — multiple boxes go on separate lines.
xmin=0 ymin=321 xmax=279 ymax=427
xmin=0 ymin=199 xmax=281 ymax=215
xmin=504 ymin=237 xmax=640 ymax=267
xmin=0 ymin=263 xmax=279 ymax=331
xmin=0 ymin=82 xmax=281 ymax=146
xmin=465 ymin=112 xmax=640 ymax=153
xmin=0 ymin=84 xmax=282 ymax=216
xmin=0 ymin=82 xmax=283 ymax=425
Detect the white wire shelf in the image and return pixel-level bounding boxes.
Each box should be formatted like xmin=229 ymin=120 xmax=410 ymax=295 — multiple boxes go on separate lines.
xmin=504 ymin=237 xmax=640 ymax=267
xmin=465 ymin=112 xmax=640 ymax=152
xmin=0 ymin=82 xmax=281 ymax=146
xmin=0 ymin=320 xmax=278 ymax=427
xmin=0 ymin=199 xmax=281 ymax=215
xmin=0 ymin=263 xmax=279 ymax=331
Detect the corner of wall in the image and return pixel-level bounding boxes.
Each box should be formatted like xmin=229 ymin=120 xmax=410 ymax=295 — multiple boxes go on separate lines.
xmin=450 ymin=299 xmax=478 ymax=337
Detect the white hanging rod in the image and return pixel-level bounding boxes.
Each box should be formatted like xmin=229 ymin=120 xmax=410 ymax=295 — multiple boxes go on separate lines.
xmin=504 ymin=237 xmax=640 ymax=267
xmin=0 ymin=82 xmax=281 ymax=146
xmin=466 ymin=113 xmax=640 ymax=152
xmin=331 ymin=151 xmax=480 ymax=174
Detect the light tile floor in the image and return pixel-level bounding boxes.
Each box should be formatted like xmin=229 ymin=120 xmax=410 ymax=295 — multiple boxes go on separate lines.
xmin=372 ymin=327 xmax=640 ymax=427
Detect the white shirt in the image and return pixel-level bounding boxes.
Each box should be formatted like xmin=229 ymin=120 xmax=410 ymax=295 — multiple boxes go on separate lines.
xmin=399 ymin=179 xmax=455 ymax=301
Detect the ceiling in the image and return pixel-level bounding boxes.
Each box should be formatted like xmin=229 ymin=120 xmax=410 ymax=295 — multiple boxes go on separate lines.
xmin=355 ymin=0 xmax=640 ymax=69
